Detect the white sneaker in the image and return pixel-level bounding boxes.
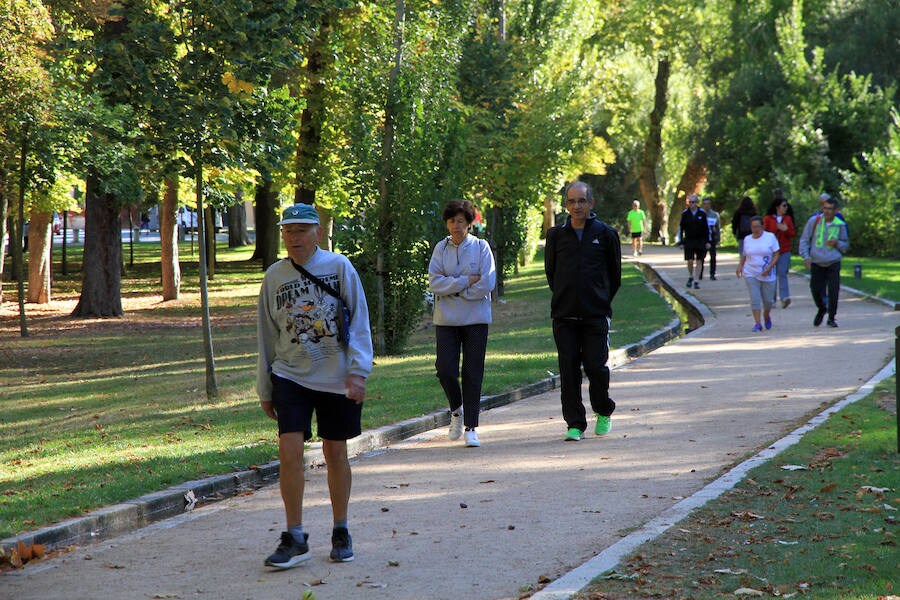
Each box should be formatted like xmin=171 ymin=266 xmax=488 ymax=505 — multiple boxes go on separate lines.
xmin=464 ymin=429 xmax=480 ymax=447
xmin=448 ymin=410 xmax=463 ymax=440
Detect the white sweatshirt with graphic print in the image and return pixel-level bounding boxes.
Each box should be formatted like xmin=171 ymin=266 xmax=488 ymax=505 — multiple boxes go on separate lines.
xmin=257 ymin=249 xmax=373 ymax=401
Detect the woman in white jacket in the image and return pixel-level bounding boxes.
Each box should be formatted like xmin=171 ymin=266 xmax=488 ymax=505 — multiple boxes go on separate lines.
xmin=428 ymin=200 xmax=496 ymax=447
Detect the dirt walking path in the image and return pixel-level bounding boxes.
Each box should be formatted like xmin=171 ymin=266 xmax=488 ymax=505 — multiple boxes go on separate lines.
xmin=4 ymin=246 xmax=897 ymax=600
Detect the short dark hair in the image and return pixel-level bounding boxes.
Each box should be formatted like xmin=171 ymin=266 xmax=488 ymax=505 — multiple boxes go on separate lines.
xmin=442 ymin=200 xmax=476 ymax=223
xmin=822 ymin=197 xmax=839 ymax=209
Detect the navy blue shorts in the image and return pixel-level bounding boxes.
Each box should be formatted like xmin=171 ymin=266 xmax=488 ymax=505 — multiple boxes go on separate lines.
xmin=270 ymin=374 xmax=362 ymax=442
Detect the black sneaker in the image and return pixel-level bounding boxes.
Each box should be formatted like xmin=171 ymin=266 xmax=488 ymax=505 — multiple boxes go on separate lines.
xmin=813 ymin=308 xmax=826 ymax=327
xmin=265 ymin=532 xmax=310 ymax=570
xmin=330 ymin=527 xmax=354 ymax=562
xmin=710 ymin=275 xmax=717 ymax=280
xmin=826 ymin=319 xmax=838 ymax=328
xmin=686 ymin=277 xmax=693 ymax=289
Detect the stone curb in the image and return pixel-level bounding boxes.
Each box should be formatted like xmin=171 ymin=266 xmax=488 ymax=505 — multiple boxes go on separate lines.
xmin=1 ymin=261 xmax=693 ymax=557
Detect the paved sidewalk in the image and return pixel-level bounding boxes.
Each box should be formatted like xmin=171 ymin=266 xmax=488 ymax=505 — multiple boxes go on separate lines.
xmin=4 ymin=246 xmax=897 ymax=600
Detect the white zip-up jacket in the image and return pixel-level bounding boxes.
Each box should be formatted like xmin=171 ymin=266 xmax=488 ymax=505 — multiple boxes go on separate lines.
xmin=428 ymin=234 xmax=496 ymax=326
xmin=257 ymin=249 xmax=373 ymax=401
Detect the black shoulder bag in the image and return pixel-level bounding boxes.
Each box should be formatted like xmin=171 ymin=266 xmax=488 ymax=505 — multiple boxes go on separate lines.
xmin=291 ymin=260 xmax=351 ymax=347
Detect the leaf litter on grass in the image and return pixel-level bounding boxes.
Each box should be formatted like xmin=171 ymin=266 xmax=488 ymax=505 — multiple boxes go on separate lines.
xmin=580 ymin=386 xmax=899 ymax=599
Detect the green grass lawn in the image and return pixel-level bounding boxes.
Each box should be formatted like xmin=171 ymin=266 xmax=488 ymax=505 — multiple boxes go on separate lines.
xmin=0 ymin=240 xmax=673 ymax=539
xmin=789 ymin=254 xmax=900 ymax=301
xmin=581 ymin=377 xmax=899 ymax=600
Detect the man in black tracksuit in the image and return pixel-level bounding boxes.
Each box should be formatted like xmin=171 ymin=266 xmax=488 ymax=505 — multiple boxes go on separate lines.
xmin=677 ymin=194 xmax=711 ymax=289
xmin=545 ymin=181 xmax=622 ymax=441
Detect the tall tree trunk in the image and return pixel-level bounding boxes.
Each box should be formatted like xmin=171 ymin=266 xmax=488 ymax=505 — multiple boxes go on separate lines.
xmin=0 ymin=188 xmax=8 ymax=305
xmin=639 ymin=57 xmax=670 ymax=244
xmin=374 ymin=0 xmax=405 ymax=356
xmin=195 ymin=154 xmax=218 ymax=398
xmin=294 ymin=14 xmax=332 ymax=207
xmin=26 ymin=211 xmax=52 ymax=303
xmin=251 ymin=178 xmax=279 ymax=269
xmin=316 ymin=204 xmax=333 ymax=251
xmin=203 ymin=205 xmax=216 ymax=279
xmin=14 ymin=132 xmax=29 ymax=335
xmin=73 ymin=171 xmax=123 ymax=317
xmin=161 ymin=177 xmax=181 ymax=300
xmin=669 ymin=153 xmax=708 ymax=243
xmin=227 ymin=190 xmax=250 ymax=248
xmin=488 ymin=0 xmax=506 ymax=299
xmin=489 ymin=205 xmax=503 ymax=299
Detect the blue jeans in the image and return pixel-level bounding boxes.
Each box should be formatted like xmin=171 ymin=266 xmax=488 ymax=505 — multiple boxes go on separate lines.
xmin=775 ymin=252 xmax=791 ymax=301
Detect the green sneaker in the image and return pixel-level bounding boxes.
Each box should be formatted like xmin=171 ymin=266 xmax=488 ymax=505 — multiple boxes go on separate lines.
xmin=564 ymin=427 xmax=584 ymax=441
xmin=594 ymin=415 xmax=611 ymax=436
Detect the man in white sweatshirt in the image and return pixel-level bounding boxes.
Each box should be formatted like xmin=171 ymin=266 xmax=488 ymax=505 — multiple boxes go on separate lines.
xmin=257 ymin=203 xmax=373 ymax=569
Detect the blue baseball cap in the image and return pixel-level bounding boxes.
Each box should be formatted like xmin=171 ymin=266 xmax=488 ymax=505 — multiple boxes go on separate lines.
xmin=278 ymin=204 xmax=320 ymax=225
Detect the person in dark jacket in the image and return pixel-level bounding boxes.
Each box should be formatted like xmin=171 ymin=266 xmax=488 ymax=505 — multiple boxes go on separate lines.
xmin=677 ymin=194 xmax=711 ymax=289
xmin=545 ymin=181 xmax=622 ymax=442
xmin=731 ymin=195 xmax=757 ymax=257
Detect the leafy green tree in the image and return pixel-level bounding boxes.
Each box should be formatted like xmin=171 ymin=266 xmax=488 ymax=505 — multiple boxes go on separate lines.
xmin=840 ymin=111 xmax=900 ymax=258
xmin=701 ymin=0 xmax=894 ymax=225
xmin=327 ymin=0 xmax=473 ymax=354
xmin=459 ymin=1 xmax=611 ymax=291
xmin=0 ymin=0 xmax=57 ymax=331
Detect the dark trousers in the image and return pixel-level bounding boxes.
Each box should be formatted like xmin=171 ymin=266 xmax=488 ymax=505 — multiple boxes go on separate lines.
xmin=700 ymin=244 xmax=717 ymax=279
xmin=552 ymin=317 xmax=615 ymax=432
xmin=435 ymin=324 xmax=489 ymax=429
xmin=810 ymin=261 xmax=841 ymax=319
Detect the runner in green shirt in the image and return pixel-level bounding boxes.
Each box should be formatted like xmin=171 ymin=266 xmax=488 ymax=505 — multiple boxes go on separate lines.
xmin=625 ymin=200 xmax=647 ymax=257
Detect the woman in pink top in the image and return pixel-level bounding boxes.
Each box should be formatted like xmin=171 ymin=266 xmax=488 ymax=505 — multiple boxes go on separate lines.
xmin=763 ymin=191 xmax=796 ymax=308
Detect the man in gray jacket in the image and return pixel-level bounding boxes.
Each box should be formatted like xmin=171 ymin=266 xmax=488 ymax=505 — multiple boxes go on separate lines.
xmin=257 ymin=204 xmax=373 ymax=569
xmin=798 ymin=196 xmax=849 ymax=327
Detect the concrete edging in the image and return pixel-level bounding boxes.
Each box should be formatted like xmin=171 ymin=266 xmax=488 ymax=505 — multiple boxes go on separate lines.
xmin=2 ymin=262 xmax=692 ymax=556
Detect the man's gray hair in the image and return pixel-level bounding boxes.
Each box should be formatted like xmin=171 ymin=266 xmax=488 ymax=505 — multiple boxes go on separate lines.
xmin=564 ymin=180 xmax=594 ymax=201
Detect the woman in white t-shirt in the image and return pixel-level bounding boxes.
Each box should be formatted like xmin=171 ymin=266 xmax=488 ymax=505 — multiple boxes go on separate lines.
xmin=736 ymin=215 xmax=780 ymax=332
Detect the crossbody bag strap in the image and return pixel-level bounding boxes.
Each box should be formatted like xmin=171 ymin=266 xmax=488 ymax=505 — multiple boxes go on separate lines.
xmin=290 ymin=259 xmax=341 ymax=300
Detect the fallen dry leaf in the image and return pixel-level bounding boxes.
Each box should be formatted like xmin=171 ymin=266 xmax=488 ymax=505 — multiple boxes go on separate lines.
xmin=17 ymin=540 xmax=31 ymax=562
xmin=733 ymin=587 xmax=764 ymax=597
xmin=731 ymin=511 xmax=765 ymax=521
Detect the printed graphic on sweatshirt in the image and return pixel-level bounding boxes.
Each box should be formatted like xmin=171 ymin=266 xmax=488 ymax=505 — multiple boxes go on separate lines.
xmin=275 ymin=274 xmax=341 ymax=349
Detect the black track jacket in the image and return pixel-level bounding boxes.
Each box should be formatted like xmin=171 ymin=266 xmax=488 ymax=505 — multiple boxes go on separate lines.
xmin=545 ymin=214 xmax=622 ymax=319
